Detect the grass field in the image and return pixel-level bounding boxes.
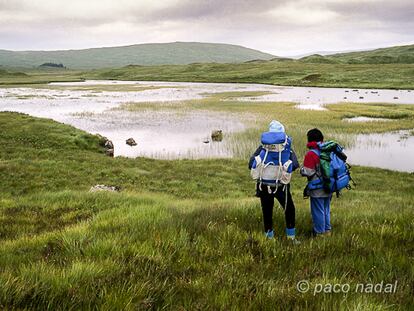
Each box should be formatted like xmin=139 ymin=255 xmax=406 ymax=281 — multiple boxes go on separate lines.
xmin=1 ymin=93 xmax=413 ymax=310
xmin=87 ymin=61 xmax=414 ymax=90
xmin=0 ymin=69 xmax=84 ymax=85
xmin=2 ymin=59 xmax=414 ymax=90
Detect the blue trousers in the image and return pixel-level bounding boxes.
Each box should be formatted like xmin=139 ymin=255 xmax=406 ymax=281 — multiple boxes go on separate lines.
xmin=310 ymin=196 xmax=331 ymax=234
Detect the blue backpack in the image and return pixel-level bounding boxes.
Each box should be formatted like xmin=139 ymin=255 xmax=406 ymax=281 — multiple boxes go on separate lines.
xmin=307 ymin=141 xmax=352 ymax=196
xmin=250 ymin=131 xmax=293 ymax=186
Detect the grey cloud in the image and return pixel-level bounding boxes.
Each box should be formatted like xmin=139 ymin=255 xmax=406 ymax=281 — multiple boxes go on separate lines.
xmin=0 ymin=0 xmax=293 ymax=32
xmin=146 ymin=0 xmax=284 ymax=20
xmin=325 ymin=0 xmax=414 ymax=24
xmin=0 ymin=0 xmax=23 ymax=11
xmin=0 ymin=0 xmax=412 ymax=54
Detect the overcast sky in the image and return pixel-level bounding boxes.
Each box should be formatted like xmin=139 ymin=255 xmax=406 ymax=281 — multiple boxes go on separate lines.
xmin=0 ymin=0 xmax=413 ymax=56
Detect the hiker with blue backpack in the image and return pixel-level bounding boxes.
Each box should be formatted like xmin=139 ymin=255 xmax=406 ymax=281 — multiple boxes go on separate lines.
xmin=301 ymin=128 xmax=351 ymax=236
xmin=249 ymin=120 xmax=299 ymax=242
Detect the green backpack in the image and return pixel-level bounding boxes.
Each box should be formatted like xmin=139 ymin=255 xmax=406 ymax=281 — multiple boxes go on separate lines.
xmin=311 ymin=141 xmax=353 ymax=196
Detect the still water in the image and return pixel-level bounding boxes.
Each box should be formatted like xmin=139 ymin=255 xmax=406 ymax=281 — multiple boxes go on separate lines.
xmin=344 ymin=131 xmax=414 ymax=173
xmin=0 ymin=80 xmax=413 ymax=171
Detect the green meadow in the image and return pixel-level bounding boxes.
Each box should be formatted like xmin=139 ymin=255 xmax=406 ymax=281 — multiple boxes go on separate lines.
xmin=2 ymin=60 xmax=414 ymax=90
xmin=87 ymin=61 xmax=414 ymax=90
xmin=1 ymin=90 xmax=413 ymax=310
xmin=0 ymin=68 xmax=84 ymax=85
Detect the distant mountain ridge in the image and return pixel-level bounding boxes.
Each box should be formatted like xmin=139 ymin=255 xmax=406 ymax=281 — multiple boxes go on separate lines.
xmin=0 ymin=42 xmax=275 ymax=69
xmin=1 ymin=42 xmax=412 ymax=69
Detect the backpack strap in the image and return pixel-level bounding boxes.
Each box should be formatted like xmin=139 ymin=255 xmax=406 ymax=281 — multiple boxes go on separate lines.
xmin=308 ymin=148 xmax=323 ymax=181
xmin=258 ymin=149 xmax=269 ymax=190
xmin=310 ymin=149 xmax=320 ymax=157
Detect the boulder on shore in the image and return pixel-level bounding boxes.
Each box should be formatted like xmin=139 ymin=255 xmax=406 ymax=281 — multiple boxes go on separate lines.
xmin=96 ymin=134 xmax=115 ymax=157
xmin=105 ymin=140 xmax=114 ymax=149
xmin=104 ymin=139 xmax=114 ymax=157
xmin=89 ymin=185 xmax=120 ymax=192
xmin=105 ymin=148 xmax=114 ymax=157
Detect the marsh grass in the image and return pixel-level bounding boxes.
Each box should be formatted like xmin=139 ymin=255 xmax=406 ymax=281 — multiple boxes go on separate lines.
xmin=117 ymin=101 xmax=191 ymax=112
xmin=114 ymin=93 xmax=414 ymax=160
xmin=71 ymin=111 xmax=96 ymax=118
xmin=48 ymin=84 xmax=181 ymax=93
xmin=0 ymin=96 xmax=413 ymax=309
xmin=201 ymin=91 xmax=273 ymax=99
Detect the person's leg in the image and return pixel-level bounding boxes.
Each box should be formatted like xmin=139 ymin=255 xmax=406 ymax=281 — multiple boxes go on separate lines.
xmin=310 ymin=197 xmax=325 ymax=234
xmin=260 ymin=188 xmax=274 ymax=236
xmin=324 ymin=196 xmax=332 ymax=232
xmin=275 ymin=185 xmax=296 ymax=238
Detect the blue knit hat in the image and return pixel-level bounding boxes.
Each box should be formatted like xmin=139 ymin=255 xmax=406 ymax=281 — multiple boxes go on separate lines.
xmin=269 ymin=120 xmax=285 ymax=133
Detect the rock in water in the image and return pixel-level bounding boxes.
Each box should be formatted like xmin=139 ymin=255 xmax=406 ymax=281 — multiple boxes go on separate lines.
xmin=211 ymin=130 xmax=223 ymax=142
xmin=105 ymin=140 xmax=114 ymax=149
xmin=126 ymin=138 xmax=137 ymax=146
xmin=89 ymin=185 xmax=120 ymax=192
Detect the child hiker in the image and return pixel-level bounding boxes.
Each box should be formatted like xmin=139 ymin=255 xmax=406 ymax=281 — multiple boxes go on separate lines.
xmin=249 ymin=120 xmax=300 ymax=242
xmin=300 ymin=128 xmax=350 ymax=236
xmin=301 ymin=129 xmax=332 ymax=236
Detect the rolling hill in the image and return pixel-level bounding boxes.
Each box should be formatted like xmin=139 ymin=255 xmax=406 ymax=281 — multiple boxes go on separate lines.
xmin=0 ymin=68 xmax=27 ymax=77
xmin=299 ymin=44 xmax=414 ymax=64
xmin=0 ymin=42 xmax=275 ymax=69
xmin=1 ymin=42 xmax=412 ymax=70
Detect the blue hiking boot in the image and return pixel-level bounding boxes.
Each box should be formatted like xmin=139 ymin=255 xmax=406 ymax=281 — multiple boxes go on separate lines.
xmin=286 ymin=228 xmax=301 ymax=245
xmin=265 ymin=230 xmax=274 ymax=239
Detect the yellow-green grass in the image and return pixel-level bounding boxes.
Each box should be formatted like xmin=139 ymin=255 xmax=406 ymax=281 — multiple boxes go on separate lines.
xmin=87 ymin=61 xmax=414 ymax=90
xmin=0 ymin=102 xmax=413 ymax=310
xmin=0 ymin=70 xmax=85 ymax=86
xmin=2 ymin=61 xmax=414 ymax=90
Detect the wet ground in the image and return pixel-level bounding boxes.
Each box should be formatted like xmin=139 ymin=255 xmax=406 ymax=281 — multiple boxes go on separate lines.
xmin=345 ymin=130 xmax=414 ymax=173
xmin=0 ymin=80 xmax=413 ymax=171
xmin=70 ymin=110 xmax=244 ymax=158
